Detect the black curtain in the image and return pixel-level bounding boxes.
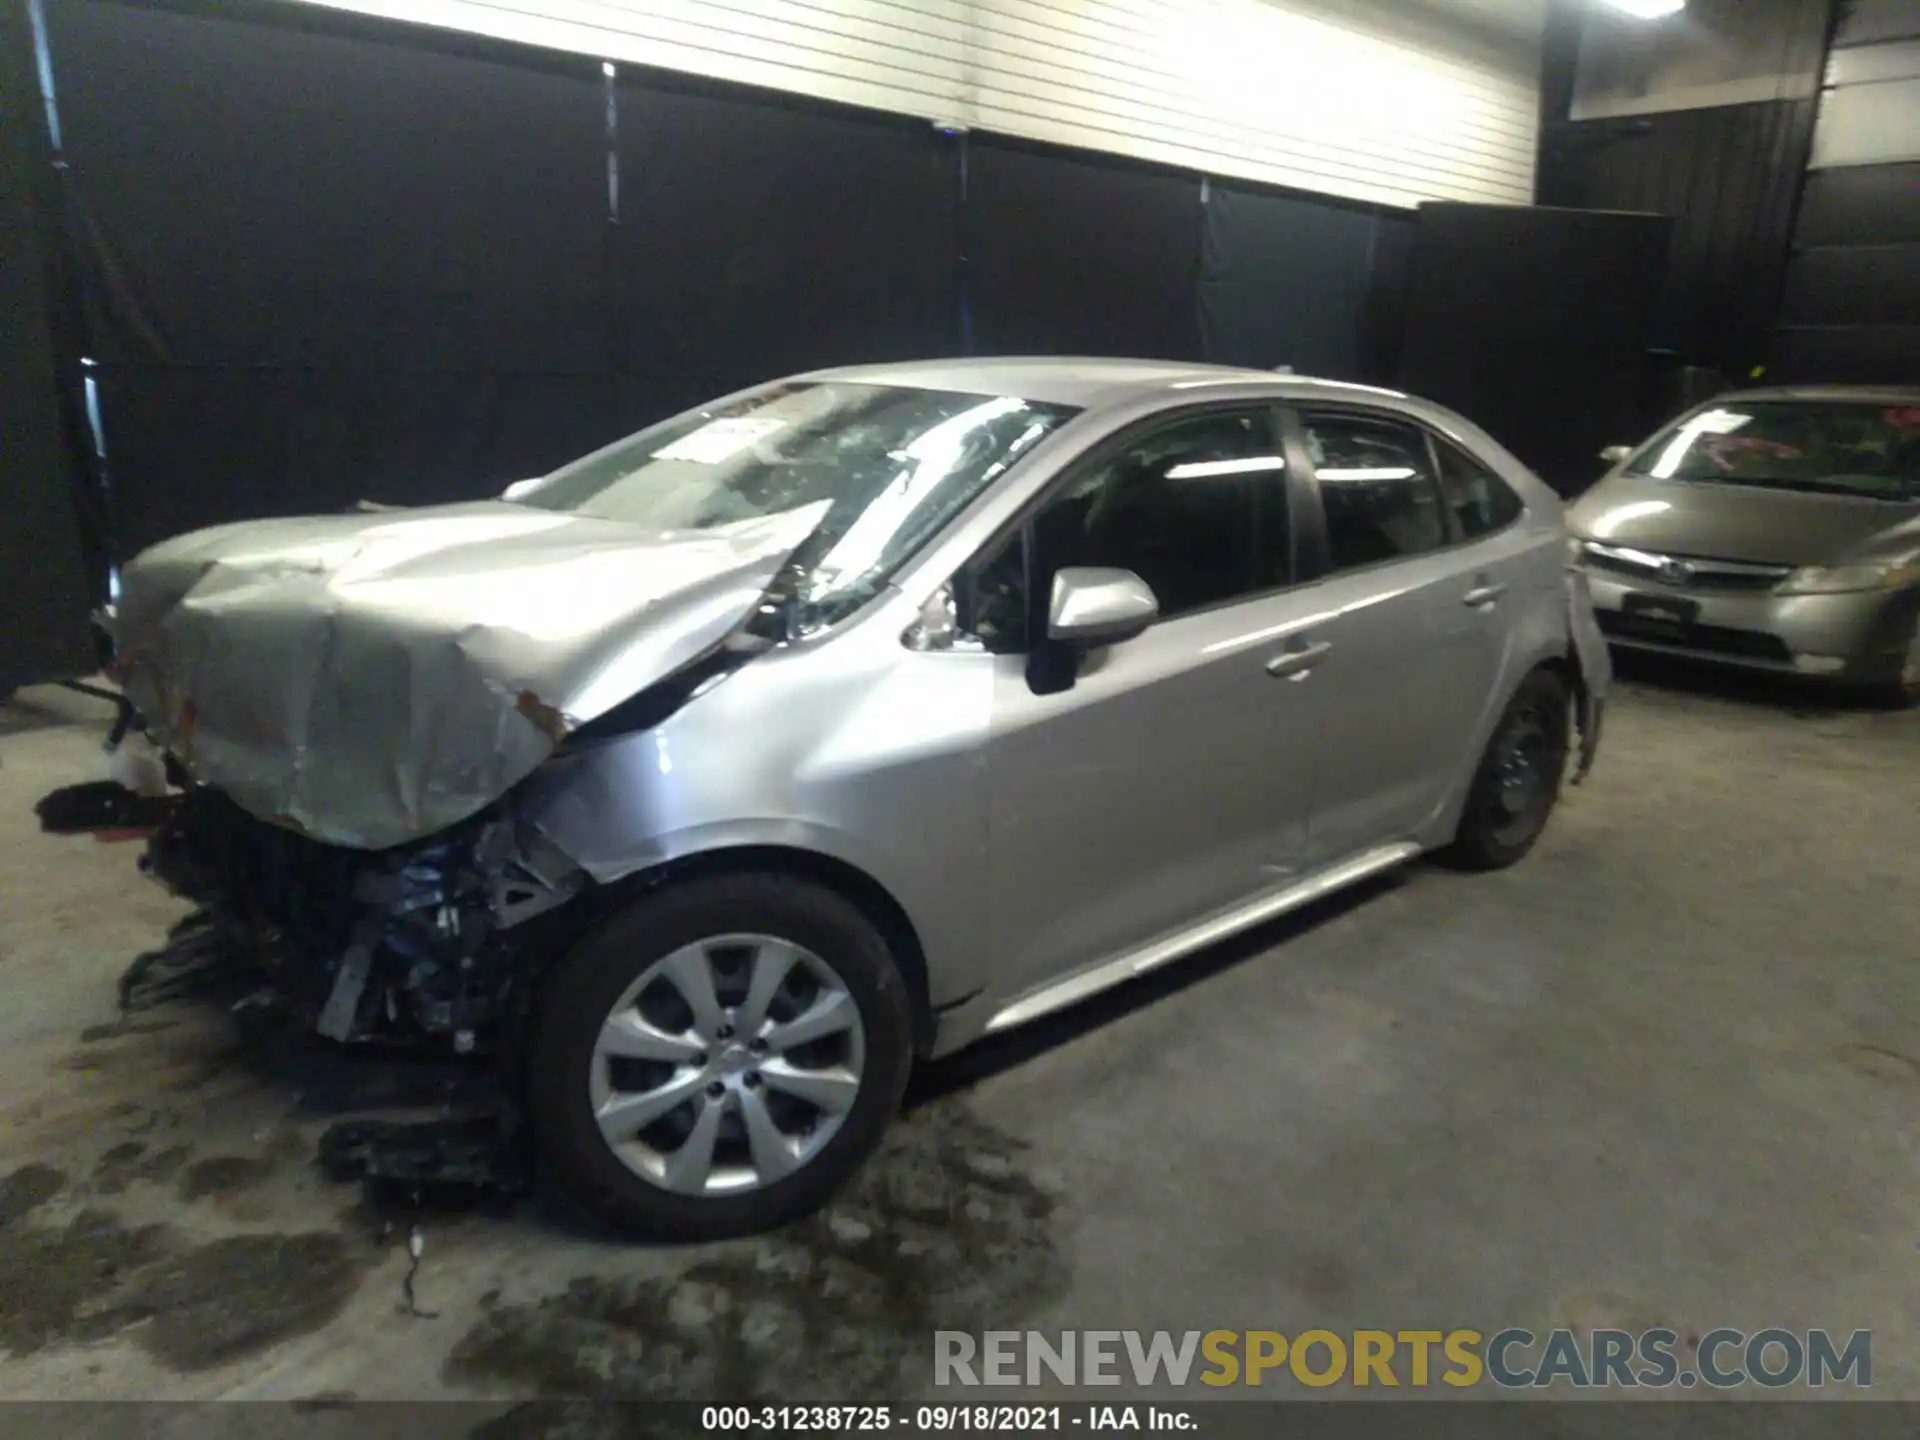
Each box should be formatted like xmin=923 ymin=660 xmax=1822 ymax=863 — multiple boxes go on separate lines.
xmin=1535 ymin=0 xmax=1831 ymax=382
xmin=965 ymin=139 xmax=1202 ymax=360
xmin=41 ymin=0 xmax=1435 ymax=565
xmin=1198 ymin=183 xmax=1383 ymax=381
xmin=1538 ymin=101 xmax=1819 ymax=380
xmin=1396 ymin=202 xmax=1670 ymax=496
xmin=44 ymin=0 xmax=613 ymax=554
xmin=0 ymin=0 xmax=95 ymax=688
xmin=612 ymin=79 xmax=957 ymax=428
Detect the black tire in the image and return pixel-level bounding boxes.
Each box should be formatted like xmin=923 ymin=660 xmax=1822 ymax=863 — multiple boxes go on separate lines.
xmin=1443 ymin=667 xmax=1571 ymax=872
xmin=528 ymin=871 xmax=914 ymax=1240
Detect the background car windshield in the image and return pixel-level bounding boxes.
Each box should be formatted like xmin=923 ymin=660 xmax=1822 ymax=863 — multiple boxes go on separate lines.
xmin=513 ymin=381 xmax=1077 ymax=623
xmin=1627 ymin=401 xmax=1920 ymax=501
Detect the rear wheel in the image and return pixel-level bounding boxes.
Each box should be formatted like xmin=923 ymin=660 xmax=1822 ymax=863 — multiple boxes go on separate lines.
xmin=528 ymin=872 xmax=913 ymax=1239
xmin=1444 ymin=668 xmax=1570 ymax=871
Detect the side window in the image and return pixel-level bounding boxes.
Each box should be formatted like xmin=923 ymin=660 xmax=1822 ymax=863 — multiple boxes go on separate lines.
xmin=967 ymin=407 xmax=1287 ymax=652
xmin=1301 ymin=412 xmax=1447 ymax=571
xmin=1434 ymin=436 xmax=1523 ymax=538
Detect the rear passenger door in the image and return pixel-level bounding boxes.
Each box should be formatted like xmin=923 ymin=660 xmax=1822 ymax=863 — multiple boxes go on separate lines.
xmin=1287 ymin=407 xmax=1522 ymax=861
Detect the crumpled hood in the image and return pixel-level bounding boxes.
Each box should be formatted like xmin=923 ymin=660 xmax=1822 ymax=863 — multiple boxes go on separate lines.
xmin=110 ymin=499 xmax=827 ymax=850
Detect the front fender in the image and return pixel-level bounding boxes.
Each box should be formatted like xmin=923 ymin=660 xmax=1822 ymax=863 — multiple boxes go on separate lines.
xmin=1567 ymin=566 xmax=1611 ymax=783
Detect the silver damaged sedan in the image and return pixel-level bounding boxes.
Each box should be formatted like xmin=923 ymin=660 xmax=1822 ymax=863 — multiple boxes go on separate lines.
xmin=111 ymin=359 xmax=1609 ymax=1237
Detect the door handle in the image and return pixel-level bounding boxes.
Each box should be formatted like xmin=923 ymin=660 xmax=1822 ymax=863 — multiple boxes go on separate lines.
xmin=1266 ymin=641 xmax=1332 ymax=679
xmin=1463 ymin=582 xmax=1508 ymax=608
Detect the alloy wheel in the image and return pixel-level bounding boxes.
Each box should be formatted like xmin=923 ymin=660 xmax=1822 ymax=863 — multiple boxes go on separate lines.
xmin=589 ymin=933 xmax=867 ymax=1195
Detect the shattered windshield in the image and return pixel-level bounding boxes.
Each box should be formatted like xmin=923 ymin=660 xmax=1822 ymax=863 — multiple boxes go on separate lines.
xmin=509 ymin=381 xmax=1078 ymax=629
xmin=1626 ymin=401 xmax=1920 ymax=501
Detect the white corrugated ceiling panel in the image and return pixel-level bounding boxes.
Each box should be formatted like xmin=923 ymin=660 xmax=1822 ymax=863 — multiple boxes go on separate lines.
xmin=282 ymin=0 xmax=1542 ymax=208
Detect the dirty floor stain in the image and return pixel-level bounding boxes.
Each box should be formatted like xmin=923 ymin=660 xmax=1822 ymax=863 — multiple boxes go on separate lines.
xmin=0 ymin=1204 xmax=170 ymax=1356
xmin=0 ymin=1159 xmax=366 ymax=1370
xmin=92 ymin=1141 xmax=193 ymax=1197
xmin=448 ymin=1103 xmax=1064 ymax=1418
xmin=0 ymin=1163 xmax=67 ymax=1224
xmin=1837 ymin=1042 xmax=1920 ymax=1085
xmin=77 ymin=1018 xmax=181 ymax=1045
xmin=178 ymin=1154 xmax=277 ymax=1204
xmin=133 ymin=1232 xmax=361 ymax=1371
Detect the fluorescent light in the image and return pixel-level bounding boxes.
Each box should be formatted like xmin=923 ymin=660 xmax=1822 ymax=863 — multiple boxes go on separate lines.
xmin=1595 ymin=0 xmax=1685 ymax=18
xmin=1316 ymin=466 xmax=1416 ymax=482
xmin=1165 ymin=456 xmax=1286 ymax=479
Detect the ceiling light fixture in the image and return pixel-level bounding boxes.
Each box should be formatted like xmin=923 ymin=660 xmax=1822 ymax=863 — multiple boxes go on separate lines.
xmin=1594 ymin=0 xmax=1685 ymax=17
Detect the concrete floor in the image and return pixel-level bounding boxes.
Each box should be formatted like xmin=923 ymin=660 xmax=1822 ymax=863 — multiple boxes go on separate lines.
xmin=1 ymin=661 xmax=1916 ymax=1410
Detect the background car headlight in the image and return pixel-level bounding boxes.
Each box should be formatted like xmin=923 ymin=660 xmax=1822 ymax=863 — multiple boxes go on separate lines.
xmin=1777 ymin=557 xmax=1920 ymax=594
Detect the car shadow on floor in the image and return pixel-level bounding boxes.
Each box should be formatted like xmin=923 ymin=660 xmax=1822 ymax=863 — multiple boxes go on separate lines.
xmin=104 ymin=868 xmax=1411 ymax=1242
xmin=1606 ymin=647 xmax=1882 ymax=718
xmin=905 ymin=870 xmax=1406 ymax=1108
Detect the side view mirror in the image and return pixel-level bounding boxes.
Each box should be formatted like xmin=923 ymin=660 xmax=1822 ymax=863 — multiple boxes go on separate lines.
xmin=1599 ymin=444 xmax=1633 ymax=466
xmin=1047 ymin=567 xmax=1158 ymax=649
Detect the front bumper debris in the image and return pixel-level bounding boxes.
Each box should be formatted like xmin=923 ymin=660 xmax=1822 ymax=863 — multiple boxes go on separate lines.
xmin=142 ymin=787 xmax=586 ymax=1050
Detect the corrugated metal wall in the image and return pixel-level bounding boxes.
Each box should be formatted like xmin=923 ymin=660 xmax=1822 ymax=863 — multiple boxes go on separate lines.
xmin=287 ymin=0 xmax=1542 ymax=208
xmin=1774 ymin=0 xmax=1920 ymax=381
xmin=1537 ymin=0 xmax=1829 ymax=381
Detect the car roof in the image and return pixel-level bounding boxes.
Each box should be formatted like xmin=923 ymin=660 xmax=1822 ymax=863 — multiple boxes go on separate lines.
xmin=1719 ymin=383 xmax=1920 ymax=406
xmin=800 ymin=356 xmax=1412 ymax=410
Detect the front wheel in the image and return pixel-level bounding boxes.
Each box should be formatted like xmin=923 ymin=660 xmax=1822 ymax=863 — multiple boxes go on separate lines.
xmin=1444 ymin=668 xmax=1571 ymax=871
xmin=528 ymin=872 xmax=914 ymax=1239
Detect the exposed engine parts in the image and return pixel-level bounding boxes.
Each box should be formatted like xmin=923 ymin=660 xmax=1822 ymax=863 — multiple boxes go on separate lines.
xmin=141 ymin=787 xmax=585 ymax=1051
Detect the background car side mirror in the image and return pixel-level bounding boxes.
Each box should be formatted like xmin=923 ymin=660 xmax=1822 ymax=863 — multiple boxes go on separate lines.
xmin=1047 ymin=567 xmax=1158 ymax=649
xmin=1599 ymin=444 xmax=1633 ymax=466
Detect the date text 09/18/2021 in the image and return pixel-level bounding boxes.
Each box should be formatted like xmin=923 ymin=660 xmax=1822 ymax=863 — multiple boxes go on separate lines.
xmin=701 ymin=1405 xmax=1193 ymax=1432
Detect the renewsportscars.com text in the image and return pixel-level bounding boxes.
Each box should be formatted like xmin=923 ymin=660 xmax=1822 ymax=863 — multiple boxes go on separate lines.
xmin=933 ymin=1328 xmax=1871 ymax=1390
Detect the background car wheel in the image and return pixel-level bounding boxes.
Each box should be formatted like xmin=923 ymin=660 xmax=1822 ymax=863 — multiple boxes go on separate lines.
xmin=1443 ymin=667 xmax=1571 ymax=872
xmin=528 ymin=871 xmax=913 ymax=1240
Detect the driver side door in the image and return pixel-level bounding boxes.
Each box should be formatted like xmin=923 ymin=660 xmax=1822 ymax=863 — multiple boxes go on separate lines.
xmin=968 ymin=403 xmax=1325 ymax=1009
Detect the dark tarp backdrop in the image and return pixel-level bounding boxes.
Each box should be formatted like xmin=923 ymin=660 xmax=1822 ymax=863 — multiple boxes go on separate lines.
xmin=1537 ymin=100 xmax=1819 ymax=380
xmin=964 ymin=139 xmax=1203 ymax=361
xmin=1395 ymin=202 xmax=1671 ymax=497
xmin=1771 ymin=0 xmax=1920 ymax=386
xmin=38 ymin=0 xmax=1430 ymax=571
xmin=1357 ymin=211 xmax=1416 ymax=388
xmin=95 ymin=371 xmax=630 ymax=545
xmin=43 ymin=0 xmax=613 ymax=553
xmin=1537 ymin=0 xmax=1829 ymax=384
xmin=1198 ymin=183 xmax=1384 ymax=380
xmin=613 ymin=79 xmax=959 ymax=405
xmin=0 ymin=0 xmax=96 ymax=690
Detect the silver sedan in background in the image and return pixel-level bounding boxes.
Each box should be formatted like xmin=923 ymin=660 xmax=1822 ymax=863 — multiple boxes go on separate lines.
xmin=1571 ymin=386 xmax=1920 ymax=704
xmin=112 ymin=359 xmax=1608 ymax=1238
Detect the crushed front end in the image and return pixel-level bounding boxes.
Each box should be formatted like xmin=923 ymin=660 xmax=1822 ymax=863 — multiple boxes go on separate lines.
xmin=142 ymin=786 xmax=587 ymax=1052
